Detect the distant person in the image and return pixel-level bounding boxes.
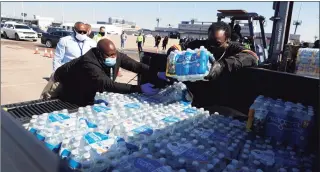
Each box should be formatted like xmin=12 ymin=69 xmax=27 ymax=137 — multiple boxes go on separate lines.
xmin=136 ymin=33 xmax=143 ymax=52
xmin=143 ymin=34 xmax=146 ymax=46
xmin=53 ymin=21 xmax=96 ymax=72
xmin=231 ymin=24 xmax=243 ymax=43
xmin=85 ymin=24 xmax=94 ymax=39
xmin=313 ymin=40 xmax=319 ymax=48
xmin=93 ymin=26 xmax=107 ymax=43
xmin=120 ymin=31 xmax=127 ymax=49
xmin=154 ymin=35 xmax=158 ymax=47
xmin=162 ymin=36 xmax=169 ymax=50
xmin=155 ymin=35 xmax=161 ymax=49
xmin=53 ymin=38 xmax=167 ymax=106
xmin=302 ymin=42 xmax=310 ymax=48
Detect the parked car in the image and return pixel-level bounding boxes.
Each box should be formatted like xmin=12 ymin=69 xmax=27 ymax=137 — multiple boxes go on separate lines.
xmin=2 ymin=21 xmax=38 ymax=41
xmin=46 ymin=27 xmax=65 ymax=34
xmin=41 ymin=30 xmax=72 ymax=48
xmin=29 ymin=25 xmax=45 ymax=38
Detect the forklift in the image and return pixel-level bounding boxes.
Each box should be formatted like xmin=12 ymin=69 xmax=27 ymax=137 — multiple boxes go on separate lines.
xmin=216 ymin=9 xmax=269 ymax=65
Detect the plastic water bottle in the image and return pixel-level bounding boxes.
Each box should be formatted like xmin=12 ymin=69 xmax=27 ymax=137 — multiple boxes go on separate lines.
xmin=198 ymin=46 xmax=208 ymax=74
xmin=231 ymin=159 xmax=240 ymax=170
xmin=240 ymin=166 xmax=250 ymax=172
xmin=250 ymin=160 xmax=261 ymax=171
xmin=189 ymin=49 xmax=198 ymax=75
xmin=278 ymin=168 xmax=287 ymax=172
xmin=186 ymin=161 xmax=200 ymax=171
xmin=224 ymin=164 xmax=235 ymax=172
xmin=176 ymin=51 xmax=184 ymax=76
xmin=168 ymin=51 xmax=177 ymax=75
xmin=183 ymin=49 xmax=192 ymax=76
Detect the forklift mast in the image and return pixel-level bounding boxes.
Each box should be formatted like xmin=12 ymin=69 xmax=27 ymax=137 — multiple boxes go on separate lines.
xmin=217 ymin=10 xmax=268 ymax=63
xmin=268 ymin=2 xmax=294 ymax=67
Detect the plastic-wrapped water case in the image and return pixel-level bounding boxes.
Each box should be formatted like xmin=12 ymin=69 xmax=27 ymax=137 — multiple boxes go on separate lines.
xmin=166 ymin=46 xmax=214 ymax=82
xmin=295 ymin=48 xmax=319 ymax=78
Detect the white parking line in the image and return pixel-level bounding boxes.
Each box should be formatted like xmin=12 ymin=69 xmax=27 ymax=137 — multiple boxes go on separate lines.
xmin=1 ymin=82 xmax=47 ymax=88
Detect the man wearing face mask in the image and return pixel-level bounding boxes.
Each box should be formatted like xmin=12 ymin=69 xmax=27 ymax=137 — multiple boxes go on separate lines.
xmin=53 ymin=38 xmax=166 ymax=106
xmin=167 ymin=21 xmax=258 ymax=108
xmin=53 ymin=21 xmax=97 ymax=72
xmin=169 ymin=21 xmax=258 ymax=81
xmin=93 ymin=26 xmax=107 ymax=43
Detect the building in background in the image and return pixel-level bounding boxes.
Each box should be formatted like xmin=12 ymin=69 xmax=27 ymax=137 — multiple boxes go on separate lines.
xmin=1 ymin=14 xmax=56 ymax=31
xmin=153 ymin=19 xmax=301 ymax=44
xmin=61 ymin=22 xmax=123 ymax=35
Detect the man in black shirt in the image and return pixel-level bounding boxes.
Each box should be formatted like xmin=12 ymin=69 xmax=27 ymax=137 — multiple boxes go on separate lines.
xmin=167 ymin=21 xmax=258 ymax=108
xmin=54 ymin=38 xmax=166 ymax=106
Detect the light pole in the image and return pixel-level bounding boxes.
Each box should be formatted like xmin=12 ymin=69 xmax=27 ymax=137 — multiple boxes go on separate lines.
xmin=293 ymin=20 xmax=302 ymax=35
xmin=21 ymin=2 xmax=24 ymax=23
xmin=156 ymin=18 xmax=161 ymax=27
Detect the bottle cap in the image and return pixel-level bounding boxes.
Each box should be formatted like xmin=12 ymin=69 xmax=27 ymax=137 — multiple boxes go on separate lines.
xmin=178 ymin=158 xmax=185 ymax=163
xmin=227 ymin=164 xmax=234 ymax=170
xmin=253 ymin=160 xmax=261 ymax=165
xmin=231 ymin=159 xmax=239 ymax=165
xmin=218 ymin=153 xmax=224 ymax=159
xmin=279 ymin=168 xmax=287 ymax=172
xmin=192 ymin=161 xmax=199 ymax=166
xmin=291 ymin=168 xmax=300 ymax=172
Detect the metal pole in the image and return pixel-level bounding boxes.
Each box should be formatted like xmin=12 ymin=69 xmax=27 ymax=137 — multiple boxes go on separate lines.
xmin=21 ymin=2 xmax=24 ymax=23
xmin=61 ymin=3 xmax=64 ymax=23
xmin=294 ymin=24 xmax=298 ymax=35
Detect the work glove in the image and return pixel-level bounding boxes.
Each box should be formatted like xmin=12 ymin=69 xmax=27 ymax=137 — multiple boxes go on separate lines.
xmin=204 ymin=61 xmax=224 ymax=80
xmin=140 ymin=83 xmax=160 ymax=96
xmin=157 ymin=72 xmax=169 ymax=81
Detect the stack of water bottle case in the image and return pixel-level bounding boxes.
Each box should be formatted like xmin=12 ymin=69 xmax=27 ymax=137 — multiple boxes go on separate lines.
xmin=166 ymin=46 xmax=214 ymax=82
xmin=23 ymin=82 xmax=316 ymax=172
xmin=295 ymin=48 xmax=319 ymax=78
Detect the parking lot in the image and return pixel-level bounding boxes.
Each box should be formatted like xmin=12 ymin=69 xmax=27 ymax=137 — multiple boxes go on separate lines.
xmin=1 ymin=36 xmax=179 ymax=105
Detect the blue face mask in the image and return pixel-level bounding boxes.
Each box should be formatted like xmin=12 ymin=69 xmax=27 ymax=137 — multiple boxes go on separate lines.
xmin=104 ymin=58 xmax=116 ymax=66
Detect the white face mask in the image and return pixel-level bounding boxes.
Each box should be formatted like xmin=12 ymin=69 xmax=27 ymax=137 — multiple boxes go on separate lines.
xmin=75 ymin=32 xmax=87 ymax=41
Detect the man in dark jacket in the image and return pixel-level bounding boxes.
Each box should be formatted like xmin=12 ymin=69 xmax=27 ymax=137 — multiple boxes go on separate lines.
xmin=167 ymin=21 xmax=258 ymax=108
xmin=54 ymin=38 xmax=166 ymax=106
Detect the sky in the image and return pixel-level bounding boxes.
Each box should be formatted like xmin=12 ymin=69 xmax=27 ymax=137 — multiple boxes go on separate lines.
xmin=1 ymin=1 xmax=319 ymax=42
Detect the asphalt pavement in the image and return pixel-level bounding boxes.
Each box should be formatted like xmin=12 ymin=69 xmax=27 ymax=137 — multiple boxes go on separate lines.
xmin=1 ymin=35 xmax=178 ymax=104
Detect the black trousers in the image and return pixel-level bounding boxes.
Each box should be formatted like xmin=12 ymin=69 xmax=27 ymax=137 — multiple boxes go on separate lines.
xmin=162 ymin=44 xmax=167 ymax=50
xmin=137 ymin=42 xmax=142 ymax=52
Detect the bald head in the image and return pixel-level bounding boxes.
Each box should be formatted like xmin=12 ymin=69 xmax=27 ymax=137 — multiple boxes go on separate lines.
xmin=97 ymin=38 xmax=117 ymax=58
xmin=74 ymin=21 xmax=86 ymax=34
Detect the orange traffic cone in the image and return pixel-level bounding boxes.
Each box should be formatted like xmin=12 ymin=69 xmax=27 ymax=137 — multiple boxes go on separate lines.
xmin=34 ymin=47 xmax=40 ymax=54
xmin=49 ymin=50 xmax=54 ymax=58
xmin=43 ymin=49 xmax=49 ymax=57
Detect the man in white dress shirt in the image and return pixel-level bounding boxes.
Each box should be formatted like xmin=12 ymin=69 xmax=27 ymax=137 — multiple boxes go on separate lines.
xmin=53 ymin=21 xmax=96 ymax=72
